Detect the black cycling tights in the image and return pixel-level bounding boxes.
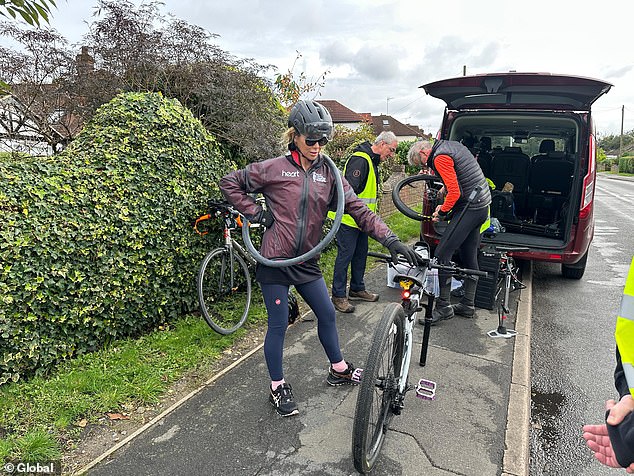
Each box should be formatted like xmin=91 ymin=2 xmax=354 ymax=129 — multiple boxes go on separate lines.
xmin=261 ymin=278 xmax=342 ymax=381
xmin=435 ymin=207 xmax=489 ymax=284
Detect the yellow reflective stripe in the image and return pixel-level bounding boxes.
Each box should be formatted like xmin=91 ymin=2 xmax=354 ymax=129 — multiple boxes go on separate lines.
xmin=624 ymin=363 xmax=634 ymax=395
xmin=625 ymin=256 xmax=634 ymax=296
xmin=621 ymin=294 xmax=634 ymax=321
xmin=360 ymin=198 xmax=377 ymax=204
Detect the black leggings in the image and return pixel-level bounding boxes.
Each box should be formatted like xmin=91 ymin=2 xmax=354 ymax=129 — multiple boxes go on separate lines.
xmin=260 ymin=278 xmax=342 ymax=381
xmin=435 ymin=207 xmax=488 ymax=283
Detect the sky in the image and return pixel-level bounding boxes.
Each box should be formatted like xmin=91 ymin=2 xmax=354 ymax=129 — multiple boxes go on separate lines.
xmin=39 ymin=0 xmax=634 ymax=137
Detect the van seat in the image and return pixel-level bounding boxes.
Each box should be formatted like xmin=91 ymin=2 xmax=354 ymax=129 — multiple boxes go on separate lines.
xmin=476 ymin=136 xmax=493 ymax=177
xmin=531 ymin=139 xmax=556 ymax=164
xmin=490 ymin=147 xmax=531 ymax=214
xmin=528 ymin=159 xmax=574 ymax=224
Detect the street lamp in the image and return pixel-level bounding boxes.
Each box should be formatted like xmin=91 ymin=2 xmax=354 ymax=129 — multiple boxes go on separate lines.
xmin=386 ymin=97 xmax=394 ymax=115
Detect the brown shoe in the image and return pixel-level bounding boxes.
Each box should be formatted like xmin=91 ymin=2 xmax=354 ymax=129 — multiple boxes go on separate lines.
xmin=348 ymin=290 xmax=379 ymax=302
xmin=332 ymin=296 xmax=355 ymax=313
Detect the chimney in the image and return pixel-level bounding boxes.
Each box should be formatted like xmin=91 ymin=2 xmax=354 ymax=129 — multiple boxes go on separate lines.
xmin=76 ymin=46 xmax=94 ymax=77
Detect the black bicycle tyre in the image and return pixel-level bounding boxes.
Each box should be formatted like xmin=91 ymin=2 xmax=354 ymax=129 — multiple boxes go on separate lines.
xmin=391 ymin=174 xmax=443 ymax=221
xmin=197 ymin=247 xmax=251 ymax=335
xmin=241 ymin=153 xmax=344 ymax=268
xmin=352 ymin=302 xmax=405 ymax=474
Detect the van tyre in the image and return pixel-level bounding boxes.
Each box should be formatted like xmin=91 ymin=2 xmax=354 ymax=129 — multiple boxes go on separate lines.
xmin=561 ymin=251 xmax=588 ymax=280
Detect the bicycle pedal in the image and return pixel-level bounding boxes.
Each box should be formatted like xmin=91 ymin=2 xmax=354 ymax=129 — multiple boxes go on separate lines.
xmin=416 ymin=378 xmax=436 ymax=400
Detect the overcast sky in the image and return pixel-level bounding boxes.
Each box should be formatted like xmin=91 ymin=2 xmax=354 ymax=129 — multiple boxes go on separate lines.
xmin=45 ymin=0 xmax=634 ymax=137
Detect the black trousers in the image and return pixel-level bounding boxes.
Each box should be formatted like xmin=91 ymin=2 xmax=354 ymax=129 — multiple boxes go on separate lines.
xmin=434 ymin=207 xmax=488 ymax=284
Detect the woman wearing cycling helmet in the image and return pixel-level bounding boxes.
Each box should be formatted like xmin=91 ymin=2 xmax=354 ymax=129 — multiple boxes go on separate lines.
xmin=220 ymin=99 xmax=418 ymax=417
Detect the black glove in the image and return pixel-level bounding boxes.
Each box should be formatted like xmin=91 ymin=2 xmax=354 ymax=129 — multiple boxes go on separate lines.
xmin=386 ymin=240 xmax=420 ymax=267
xmin=437 ymin=208 xmax=452 ymax=221
xmin=255 ymin=209 xmax=274 ymax=228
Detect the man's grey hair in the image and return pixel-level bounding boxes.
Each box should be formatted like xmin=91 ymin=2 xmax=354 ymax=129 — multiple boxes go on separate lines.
xmin=373 ymin=131 xmax=397 ymax=145
xmin=407 ymin=139 xmax=433 ymax=165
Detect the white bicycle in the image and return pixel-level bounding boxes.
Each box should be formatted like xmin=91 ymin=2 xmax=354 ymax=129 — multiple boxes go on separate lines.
xmin=352 ymin=245 xmax=487 ymax=473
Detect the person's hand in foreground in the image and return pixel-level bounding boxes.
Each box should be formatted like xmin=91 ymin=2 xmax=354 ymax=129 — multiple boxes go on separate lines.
xmin=583 ymin=395 xmax=634 ymax=472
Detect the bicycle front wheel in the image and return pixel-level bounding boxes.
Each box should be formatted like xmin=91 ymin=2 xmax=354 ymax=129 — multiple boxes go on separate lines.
xmin=352 ymin=302 xmax=405 ymax=474
xmin=197 ymin=247 xmax=251 ymax=335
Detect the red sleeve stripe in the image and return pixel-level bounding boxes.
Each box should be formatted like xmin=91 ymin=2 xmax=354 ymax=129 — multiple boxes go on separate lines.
xmin=434 ymin=154 xmax=460 ymax=212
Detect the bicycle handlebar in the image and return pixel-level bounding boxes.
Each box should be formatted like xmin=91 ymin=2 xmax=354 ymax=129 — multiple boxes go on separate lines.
xmin=367 ymin=251 xmax=488 ymax=278
xmin=193 ymin=201 xmax=246 ymax=235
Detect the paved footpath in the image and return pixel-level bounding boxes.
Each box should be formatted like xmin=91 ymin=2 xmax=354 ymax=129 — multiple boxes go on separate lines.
xmin=79 ymin=261 xmax=532 ymax=476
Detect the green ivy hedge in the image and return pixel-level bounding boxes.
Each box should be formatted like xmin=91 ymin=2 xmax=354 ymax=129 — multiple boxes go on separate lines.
xmin=0 ymin=92 xmax=231 ymax=384
xmin=618 ymin=156 xmax=634 ymax=173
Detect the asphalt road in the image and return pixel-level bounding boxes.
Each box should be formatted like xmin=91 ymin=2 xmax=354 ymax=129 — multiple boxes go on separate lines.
xmin=529 ymin=174 xmax=634 ymax=475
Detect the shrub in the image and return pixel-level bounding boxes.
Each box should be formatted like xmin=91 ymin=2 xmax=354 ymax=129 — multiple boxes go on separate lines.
xmin=0 ymin=92 xmax=231 ymax=384
xmin=323 ymin=123 xmax=375 ymax=167
xmin=618 ymin=156 xmax=634 ymax=173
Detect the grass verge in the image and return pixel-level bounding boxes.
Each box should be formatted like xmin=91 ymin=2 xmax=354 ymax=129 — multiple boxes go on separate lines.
xmin=0 ymin=209 xmax=421 ymax=471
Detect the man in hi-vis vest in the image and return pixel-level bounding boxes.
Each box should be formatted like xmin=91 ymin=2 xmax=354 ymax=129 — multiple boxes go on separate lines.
xmin=330 ymin=131 xmax=398 ymax=313
xmin=583 ymin=256 xmax=634 ymax=471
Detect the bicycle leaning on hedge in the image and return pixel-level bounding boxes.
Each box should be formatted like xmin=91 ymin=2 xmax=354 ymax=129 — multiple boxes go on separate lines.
xmin=193 ymin=199 xmax=298 ymax=335
xmin=352 ymin=245 xmax=487 ymax=474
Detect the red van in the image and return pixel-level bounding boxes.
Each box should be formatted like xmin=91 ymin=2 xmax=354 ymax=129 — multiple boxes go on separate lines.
xmin=419 ymin=72 xmax=612 ymax=279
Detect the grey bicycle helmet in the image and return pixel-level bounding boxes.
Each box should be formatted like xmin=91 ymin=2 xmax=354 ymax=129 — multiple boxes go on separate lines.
xmin=288 ymin=100 xmax=334 ymax=141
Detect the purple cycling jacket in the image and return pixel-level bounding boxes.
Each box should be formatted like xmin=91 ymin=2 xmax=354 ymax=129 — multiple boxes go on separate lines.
xmin=219 ymin=153 xmax=398 ymax=260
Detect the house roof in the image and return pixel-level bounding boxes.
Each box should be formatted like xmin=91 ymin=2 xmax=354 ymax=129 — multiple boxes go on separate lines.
xmin=318 ymin=100 xmax=365 ymax=123
xmin=317 ymin=99 xmax=430 ymax=139
xmin=368 ymin=114 xmax=429 ymax=139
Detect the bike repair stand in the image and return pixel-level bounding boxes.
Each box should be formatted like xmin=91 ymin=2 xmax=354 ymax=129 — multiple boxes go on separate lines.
xmin=487 ymin=302 xmax=517 ymax=339
xmin=417 ymin=292 xmax=437 ymax=400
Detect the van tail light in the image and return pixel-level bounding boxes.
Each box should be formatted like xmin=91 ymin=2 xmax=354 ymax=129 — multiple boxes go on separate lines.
xmin=579 ymin=135 xmax=596 ymax=220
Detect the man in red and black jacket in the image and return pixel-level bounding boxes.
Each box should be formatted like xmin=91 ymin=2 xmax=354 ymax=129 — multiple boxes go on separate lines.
xmin=407 ymin=139 xmax=491 ymax=324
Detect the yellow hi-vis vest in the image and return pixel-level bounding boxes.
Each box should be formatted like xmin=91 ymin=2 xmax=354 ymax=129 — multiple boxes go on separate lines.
xmin=328 ymin=151 xmax=377 ymax=229
xmin=616 ymin=256 xmax=634 ymax=396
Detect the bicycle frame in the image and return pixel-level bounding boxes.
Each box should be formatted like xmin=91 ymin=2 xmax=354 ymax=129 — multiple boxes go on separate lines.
xmin=396 ymin=292 xmax=417 ymax=396
xmin=372 ymin=282 xmax=436 ymax=426
xmin=225 ymin=223 xmax=256 ymax=269
xmin=196 ymin=201 xmax=257 ymax=266
xmin=195 ymin=200 xmax=300 ymax=333
xmin=392 ymin=275 xmax=438 ymax=401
